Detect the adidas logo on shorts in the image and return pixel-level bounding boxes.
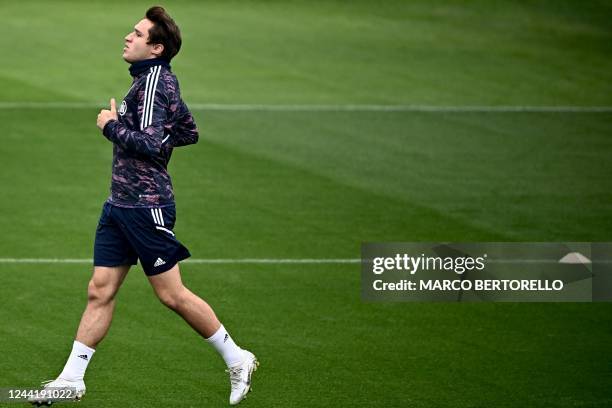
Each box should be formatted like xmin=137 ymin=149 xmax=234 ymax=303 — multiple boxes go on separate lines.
xmin=154 ymin=257 xmax=166 ymax=267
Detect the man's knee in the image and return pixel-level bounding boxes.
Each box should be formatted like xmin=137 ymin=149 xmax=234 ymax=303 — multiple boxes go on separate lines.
xmin=88 ymin=280 xmax=114 ymax=305
xmin=87 ymin=267 xmax=126 ymax=305
xmin=156 ymin=286 xmax=188 ymax=311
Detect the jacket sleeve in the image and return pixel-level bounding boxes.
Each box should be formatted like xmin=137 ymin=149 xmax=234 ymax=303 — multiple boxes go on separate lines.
xmin=171 ymin=101 xmax=199 ymax=147
xmin=102 ymin=84 xmax=169 ymax=158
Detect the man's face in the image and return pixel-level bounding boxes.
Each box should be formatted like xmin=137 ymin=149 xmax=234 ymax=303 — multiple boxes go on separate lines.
xmin=122 ymin=19 xmax=161 ymax=63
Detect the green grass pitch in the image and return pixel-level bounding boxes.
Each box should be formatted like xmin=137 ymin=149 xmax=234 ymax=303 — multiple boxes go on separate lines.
xmin=1 ymin=1 xmax=611 ymax=407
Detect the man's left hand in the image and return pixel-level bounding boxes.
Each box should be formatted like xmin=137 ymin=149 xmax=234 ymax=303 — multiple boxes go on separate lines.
xmin=97 ymin=98 xmax=118 ymax=130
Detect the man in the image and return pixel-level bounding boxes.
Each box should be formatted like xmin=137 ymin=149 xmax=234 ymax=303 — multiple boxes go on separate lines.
xmin=35 ymin=6 xmax=258 ymax=406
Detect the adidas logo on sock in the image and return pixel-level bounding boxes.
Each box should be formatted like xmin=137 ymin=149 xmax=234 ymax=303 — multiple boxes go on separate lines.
xmin=224 ymin=334 xmax=229 ymax=343
xmin=77 ymin=354 xmax=88 ymax=361
xmin=154 ymin=258 xmax=166 ymax=267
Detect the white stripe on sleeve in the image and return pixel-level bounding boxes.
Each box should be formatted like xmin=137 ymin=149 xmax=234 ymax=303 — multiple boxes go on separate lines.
xmin=143 ymin=67 xmax=156 ymax=129
xmin=145 ymin=66 xmax=161 ymax=128
xmin=140 ymin=68 xmax=154 ymax=130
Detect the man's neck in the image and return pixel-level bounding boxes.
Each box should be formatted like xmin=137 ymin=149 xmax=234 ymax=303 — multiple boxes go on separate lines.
xmin=129 ymin=57 xmax=170 ymax=77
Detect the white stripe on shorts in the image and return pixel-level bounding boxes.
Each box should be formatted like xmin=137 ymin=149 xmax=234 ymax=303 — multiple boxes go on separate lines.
xmin=155 ymin=226 xmax=175 ymax=236
xmin=157 ymin=208 xmax=165 ymax=226
xmin=150 ymin=208 xmax=160 ymax=225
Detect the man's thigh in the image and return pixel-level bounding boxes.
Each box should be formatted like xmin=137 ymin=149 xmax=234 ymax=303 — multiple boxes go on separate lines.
xmin=111 ymin=205 xmax=191 ymax=276
xmin=147 ymin=263 xmax=182 ymax=295
xmin=89 ymin=265 xmax=131 ymax=300
xmin=93 ymin=202 xmax=138 ymax=268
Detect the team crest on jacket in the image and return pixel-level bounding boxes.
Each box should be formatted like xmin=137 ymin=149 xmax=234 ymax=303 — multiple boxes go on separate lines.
xmin=119 ymin=100 xmax=127 ymax=116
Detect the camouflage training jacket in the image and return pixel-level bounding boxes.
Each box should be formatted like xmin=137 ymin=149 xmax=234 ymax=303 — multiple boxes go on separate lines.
xmin=102 ymin=58 xmax=199 ymax=208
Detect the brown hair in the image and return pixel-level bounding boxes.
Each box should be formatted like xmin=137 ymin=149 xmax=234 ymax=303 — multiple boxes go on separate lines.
xmin=145 ymin=6 xmax=182 ymax=61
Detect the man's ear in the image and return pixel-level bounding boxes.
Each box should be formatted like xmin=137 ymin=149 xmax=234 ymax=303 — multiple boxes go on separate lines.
xmin=152 ymin=43 xmax=165 ymax=57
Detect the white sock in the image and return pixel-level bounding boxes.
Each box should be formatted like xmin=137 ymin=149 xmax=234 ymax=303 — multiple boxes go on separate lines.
xmin=59 ymin=341 xmax=95 ymax=381
xmin=206 ymin=325 xmax=246 ymax=367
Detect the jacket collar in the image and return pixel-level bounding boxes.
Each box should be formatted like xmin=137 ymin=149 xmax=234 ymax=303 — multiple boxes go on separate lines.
xmin=129 ymin=57 xmax=171 ymax=77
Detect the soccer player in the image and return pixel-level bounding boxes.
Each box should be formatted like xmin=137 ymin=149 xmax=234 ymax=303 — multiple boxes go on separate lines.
xmin=35 ymin=6 xmax=258 ymax=406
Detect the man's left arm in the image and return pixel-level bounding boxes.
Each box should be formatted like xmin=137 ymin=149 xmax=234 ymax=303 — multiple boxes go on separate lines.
xmin=171 ymin=102 xmax=199 ymax=147
xmin=97 ymin=90 xmax=169 ymax=158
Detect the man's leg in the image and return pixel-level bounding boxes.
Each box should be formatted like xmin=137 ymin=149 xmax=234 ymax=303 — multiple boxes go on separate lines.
xmin=76 ymin=265 xmax=131 ymax=347
xmin=34 ymin=265 xmax=130 ymax=403
xmin=147 ymin=263 xmax=221 ymax=338
xmin=148 ymin=263 xmax=258 ymax=405
xmin=58 ymin=265 xmax=130 ymax=381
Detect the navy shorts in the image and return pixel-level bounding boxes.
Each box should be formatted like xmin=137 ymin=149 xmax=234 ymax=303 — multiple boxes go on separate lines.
xmin=93 ymin=202 xmax=191 ymax=275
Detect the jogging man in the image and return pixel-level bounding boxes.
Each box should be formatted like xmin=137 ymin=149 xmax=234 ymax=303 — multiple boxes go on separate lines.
xmin=35 ymin=7 xmax=258 ymax=406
